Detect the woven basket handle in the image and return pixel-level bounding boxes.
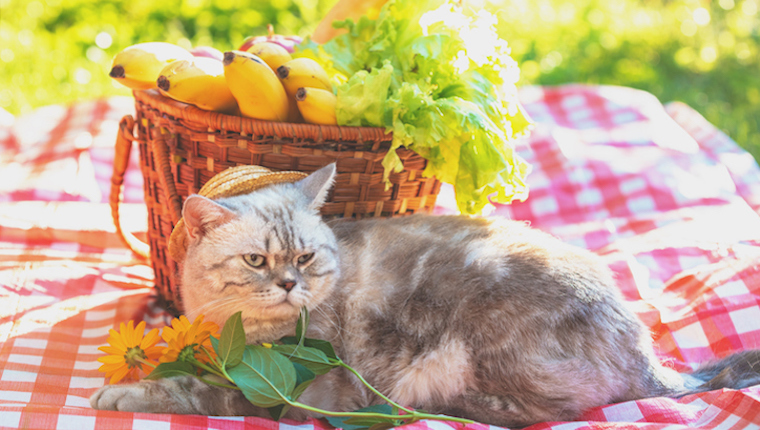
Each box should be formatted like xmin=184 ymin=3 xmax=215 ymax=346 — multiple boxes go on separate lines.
xmin=150 ymin=133 xmax=183 ymax=225
xmin=110 ymin=115 xmax=151 ymax=259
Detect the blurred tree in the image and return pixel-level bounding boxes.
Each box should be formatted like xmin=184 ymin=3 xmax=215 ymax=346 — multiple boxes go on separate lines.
xmin=0 ymin=0 xmax=334 ymax=117
xmin=1 ymin=0 xmax=758 ymax=161
xmin=489 ymin=0 xmax=760 ymax=161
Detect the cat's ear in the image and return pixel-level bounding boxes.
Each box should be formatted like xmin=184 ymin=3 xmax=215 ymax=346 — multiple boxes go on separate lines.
xmin=298 ymin=163 xmax=336 ymax=210
xmin=182 ymin=195 xmax=237 ymax=241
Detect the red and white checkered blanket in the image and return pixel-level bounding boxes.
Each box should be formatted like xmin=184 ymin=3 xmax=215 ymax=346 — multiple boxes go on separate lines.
xmin=1 ymin=85 xmax=758 ymax=429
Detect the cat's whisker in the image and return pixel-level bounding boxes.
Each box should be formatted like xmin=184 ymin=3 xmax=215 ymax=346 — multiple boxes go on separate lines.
xmin=314 ymin=304 xmax=353 ymax=341
xmin=184 ymin=295 xmax=240 ymax=320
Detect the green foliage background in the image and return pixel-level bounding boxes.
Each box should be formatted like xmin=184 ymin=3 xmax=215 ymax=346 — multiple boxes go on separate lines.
xmin=1 ymin=0 xmax=759 ymax=162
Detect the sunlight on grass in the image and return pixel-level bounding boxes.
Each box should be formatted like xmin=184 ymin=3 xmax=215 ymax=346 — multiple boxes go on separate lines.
xmin=1 ymin=0 xmax=758 ymax=162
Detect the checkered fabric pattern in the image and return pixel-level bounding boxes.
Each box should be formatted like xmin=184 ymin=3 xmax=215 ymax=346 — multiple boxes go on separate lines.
xmin=1 ymin=85 xmax=758 ymax=430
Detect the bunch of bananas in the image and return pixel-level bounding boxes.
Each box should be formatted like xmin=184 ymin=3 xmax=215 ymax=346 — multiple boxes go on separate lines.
xmin=109 ymin=34 xmax=338 ymax=125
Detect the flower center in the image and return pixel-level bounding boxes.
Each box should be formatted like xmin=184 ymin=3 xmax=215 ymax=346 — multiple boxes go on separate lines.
xmin=123 ymin=346 xmax=147 ymax=368
xmin=177 ymin=344 xmax=199 ymax=362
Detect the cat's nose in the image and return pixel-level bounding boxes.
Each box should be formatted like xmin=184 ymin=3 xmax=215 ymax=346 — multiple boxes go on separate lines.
xmin=277 ymin=280 xmax=296 ymax=292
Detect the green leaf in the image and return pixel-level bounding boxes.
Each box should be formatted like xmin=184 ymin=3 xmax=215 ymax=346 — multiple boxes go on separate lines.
xmin=367 ymin=423 xmax=396 ymax=430
xmin=343 ymin=404 xmax=395 ymax=424
xmin=280 ymin=336 xmax=338 ymax=362
xmin=266 ymin=363 xmax=314 ymax=419
xmin=210 ymin=335 xmax=220 ymax=354
xmin=336 ymin=63 xmax=394 ymax=127
xmin=324 ymin=404 xmax=397 ymax=430
xmin=290 ymin=362 xmax=316 ymax=400
xmin=267 ymin=404 xmax=291 ymax=421
xmin=227 ymin=345 xmax=297 ymax=408
xmin=271 ymin=343 xmax=337 ymax=375
xmin=143 ymin=361 xmax=196 ymax=380
xmin=218 ymin=311 xmax=246 ymax=368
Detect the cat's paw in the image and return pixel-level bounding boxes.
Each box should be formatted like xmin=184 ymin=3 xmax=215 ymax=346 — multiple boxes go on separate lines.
xmin=90 ymin=383 xmax=154 ymax=412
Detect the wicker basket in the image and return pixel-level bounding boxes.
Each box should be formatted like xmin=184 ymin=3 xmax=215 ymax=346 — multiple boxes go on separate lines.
xmin=110 ymin=89 xmax=441 ymax=314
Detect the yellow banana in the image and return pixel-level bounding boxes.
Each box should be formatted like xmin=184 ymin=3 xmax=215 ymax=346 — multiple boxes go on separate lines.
xmin=246 ymin=42 xmax=292 ymax=72
xmin=156 ymin=57 xmax=239 ymax=115
xmin=223 ymin=50 xmax=290 ymax=122
xmin=109 ymin=42 xmax=193 ymax=90
xmin=295 ymin=87 xmax=338 ymax=125
xmin=276 ymin=58 xmax=333 ymax=97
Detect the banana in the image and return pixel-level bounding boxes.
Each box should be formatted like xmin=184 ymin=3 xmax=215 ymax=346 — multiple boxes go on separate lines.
xmin=156 ymin=57 xmax=239 ymax=115
xmin=223 ymin=50 xmax=290 ymax=122
xmin=295 ymin=87 xmax=338 ymax=125
xmin=276 ymin=58 xmax=333 ymax=98
xmin=109 ymin=42 xmax=193 ymax=90
xmin=246 ymin=42 xmax=292 ymax=71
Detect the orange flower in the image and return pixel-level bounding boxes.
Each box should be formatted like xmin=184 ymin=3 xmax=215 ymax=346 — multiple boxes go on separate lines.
xmin=160 ymin=315 xmax=220 ymax=365
xmin=97 ymin=320 xmax=162 ymax=384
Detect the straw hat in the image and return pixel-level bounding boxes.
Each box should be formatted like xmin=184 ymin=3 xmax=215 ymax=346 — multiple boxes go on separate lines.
xmin=168 ymin=165 xmax=308 ymax=262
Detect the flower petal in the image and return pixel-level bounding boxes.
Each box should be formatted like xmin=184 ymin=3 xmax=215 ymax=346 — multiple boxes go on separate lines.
xmin=161 ymin=326 xmax=177 ymax=343
xmin=178 ymin=315 xmax=192 ymax=329
xmin=140 ymin=360 xmax=158 ymax=376
xmin=133 ymin=321 xmax=146 ymax=347
xmin=128 ymin=321 xmax=139 ymax=348
xmin=120 ymin=322 xmax=132 ymax=347
xmin=125 ymin=366 xmax=140 ymax=382
xmin=144 ymin=345 xmax=165 ymax=360
xmin=201 ymin=321 xmax=220 ymax=337
xmin=97 ymin=354 xmax=126 ymax=364
xmin=98 ymin=345 xmax=125 ymax=356
xmin=159 ymin=349 xmax=178 ymax=363
xmin=140 ymin=328 xmax=160 ymax=350
xmin=98 ymin=362 xmax=126 ymax=374
xmin=107 ymin=329 xmax=127 ymax=351
xmin=109 ymin=365 xmax=131 ymax=384
xmin=168 ymin=335 xmax=185 ymax=350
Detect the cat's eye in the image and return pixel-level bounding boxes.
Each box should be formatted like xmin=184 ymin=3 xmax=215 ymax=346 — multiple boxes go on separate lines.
xmin=243 ymin=254 xmax=267 ymax=268
xmin=297 ymin=253 xmax=314 ymax=265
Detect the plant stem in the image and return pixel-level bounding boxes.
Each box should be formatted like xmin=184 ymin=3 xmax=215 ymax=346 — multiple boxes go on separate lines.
xmin=288 ymin=399 xmax=474 ymax=425
xmin=135 ymin=357 xmax=156 ymax=369
xmin=200 ymin=345 xmax=216 ymax=365
xmin=407 ymin=412 xmax=475 ymax=425
xmin=265 ymin=363 xmax=472 ymax=425
xmin=336 ymin=361 xmax=414 ymax=414
xmin=287 ymin=399 xmax=402 ymax=421
xmin=191 ymin=359 xmax=226 ymax=380
xmin=196 ymin=376 xmax=241 ymax=391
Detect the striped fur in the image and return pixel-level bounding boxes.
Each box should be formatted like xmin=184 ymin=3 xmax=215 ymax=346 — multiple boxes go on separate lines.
xmin=91 ymin=164 xmax=760 ymax=427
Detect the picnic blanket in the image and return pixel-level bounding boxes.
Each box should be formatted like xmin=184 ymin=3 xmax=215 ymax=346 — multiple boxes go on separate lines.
xmin=1 ymin=84 xmax=759 ymax=430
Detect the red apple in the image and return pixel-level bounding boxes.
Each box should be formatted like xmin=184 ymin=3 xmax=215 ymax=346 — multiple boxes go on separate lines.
xmin=239 ymin=24 xmax=302 ymax=53
xmin=189 ymin=46 xmax=224 ymax=62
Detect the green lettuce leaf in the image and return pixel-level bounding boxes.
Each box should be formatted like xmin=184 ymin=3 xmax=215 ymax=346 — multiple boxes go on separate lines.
xmin=298 ymin=0 xmax=533 ymax=214
xmin=336 ymin=62 xmax=393 ymax=127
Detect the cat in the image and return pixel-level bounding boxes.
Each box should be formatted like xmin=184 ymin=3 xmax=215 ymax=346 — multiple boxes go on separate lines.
xmin=91 ymin=163 xmax=760 ymax=428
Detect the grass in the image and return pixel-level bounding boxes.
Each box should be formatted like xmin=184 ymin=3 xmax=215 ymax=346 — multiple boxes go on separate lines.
xmin=1 ymin=0 xmax=758 ymax=163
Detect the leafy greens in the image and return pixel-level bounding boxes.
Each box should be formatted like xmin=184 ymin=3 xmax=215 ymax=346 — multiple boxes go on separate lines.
xmin=299 ymin=0 xmax=533 ymax=214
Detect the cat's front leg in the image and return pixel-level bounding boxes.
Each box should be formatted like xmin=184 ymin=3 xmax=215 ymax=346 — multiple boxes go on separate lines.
xmin=90 ymin=375 xmax=264 ymax=416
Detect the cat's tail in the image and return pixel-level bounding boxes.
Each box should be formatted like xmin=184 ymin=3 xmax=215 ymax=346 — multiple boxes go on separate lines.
xmin=680 ymin=350 xmax=760 ymax=394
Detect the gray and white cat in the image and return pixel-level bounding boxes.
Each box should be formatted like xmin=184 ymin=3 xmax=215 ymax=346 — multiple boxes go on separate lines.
xmin=91 ymin=163 xmax=760 ymax=428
